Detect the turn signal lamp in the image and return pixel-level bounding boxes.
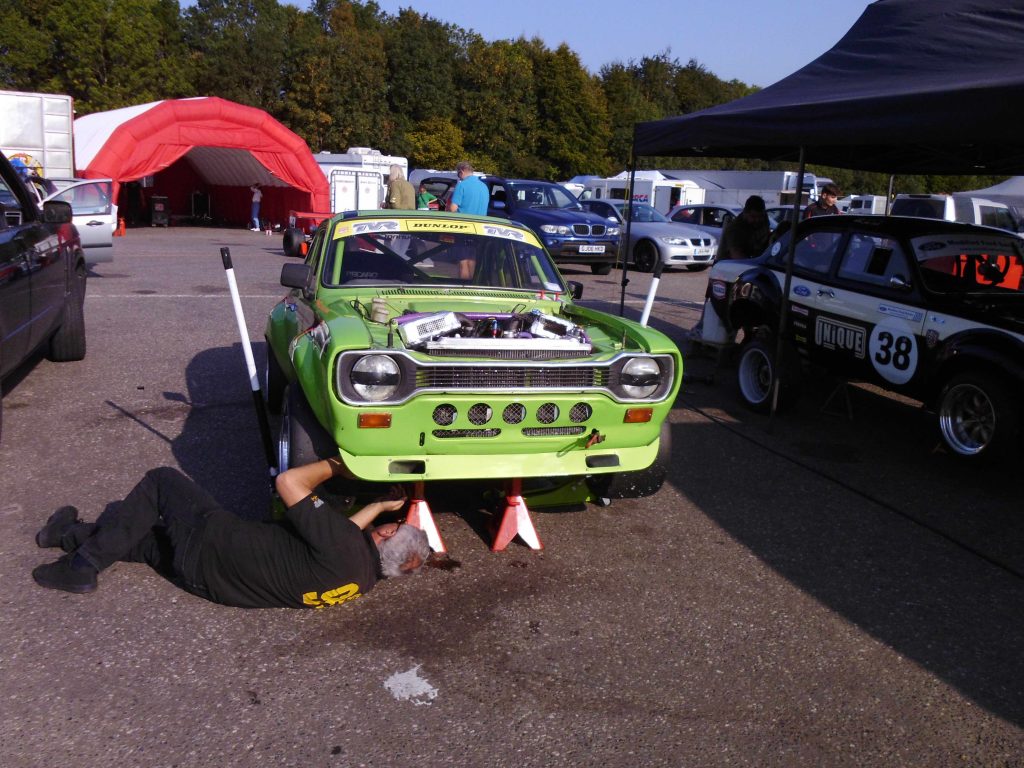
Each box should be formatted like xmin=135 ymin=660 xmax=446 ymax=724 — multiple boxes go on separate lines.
xmin=358 ymin=413 xmax=392 ymax=428
xmin=623 ymin=408 xmax=653 ymax=423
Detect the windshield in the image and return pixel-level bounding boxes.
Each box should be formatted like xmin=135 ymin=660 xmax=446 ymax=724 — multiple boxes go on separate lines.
xmin=322 ymin=221 xmax=567 ymax=293
xmin=912 ymin=234 xmax=1024 ymax=294
xmin=620 ymin=203 xmax=669 ymax=223
xmin=507 ymin=182 xmax=581 ymax=210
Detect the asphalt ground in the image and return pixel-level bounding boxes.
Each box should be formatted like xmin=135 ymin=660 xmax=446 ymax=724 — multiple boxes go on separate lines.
xmin=1 ymin=227 xmax=1022 ymax=767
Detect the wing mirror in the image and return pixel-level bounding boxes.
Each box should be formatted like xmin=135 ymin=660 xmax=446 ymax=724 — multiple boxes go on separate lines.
xmin=566 ymin=281 xmax=584 ymax=300
xmin=281 ymin=262 xmax=314 ymax=298
xmin=42 ymin=200 xmax=73 ymax=224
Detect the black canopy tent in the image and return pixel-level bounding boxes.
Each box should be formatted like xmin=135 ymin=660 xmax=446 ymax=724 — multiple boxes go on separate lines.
xmin=622 ymin=0 xmax=1024 ymax=415
xmin=632 ymin=0 xmax=1024 ymax=175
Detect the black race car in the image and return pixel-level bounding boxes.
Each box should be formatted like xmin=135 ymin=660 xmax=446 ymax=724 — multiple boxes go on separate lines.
xmin=697 ymin=214 xmax=1024 ymax=461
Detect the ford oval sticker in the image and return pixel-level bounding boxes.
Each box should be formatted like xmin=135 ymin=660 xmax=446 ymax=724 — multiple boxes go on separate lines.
xmin=793 ymin=285 xmax=810 ymax=297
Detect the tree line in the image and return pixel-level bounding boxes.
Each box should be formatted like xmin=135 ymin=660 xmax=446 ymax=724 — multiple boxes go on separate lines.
xmin=0 ymin=0 xmax=1001 ymax=194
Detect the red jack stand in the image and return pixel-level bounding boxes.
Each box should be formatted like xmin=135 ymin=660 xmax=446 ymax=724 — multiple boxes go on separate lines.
xmin=405 ymin=481 xmax=446 ymax=554
xmin=491 ymin=478 xmax=543 ymax=552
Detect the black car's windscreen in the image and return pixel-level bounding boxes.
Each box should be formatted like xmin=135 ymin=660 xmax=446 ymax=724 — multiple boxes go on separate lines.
xmin=913 ymin=235 xmax=1024 ymax=294
xmin=321 ymin=227 xmax=566 ymax=293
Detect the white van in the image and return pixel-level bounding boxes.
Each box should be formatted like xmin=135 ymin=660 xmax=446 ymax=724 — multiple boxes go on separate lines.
xmin=847 ymin=194 xmax=888 ymax=215
xmin=890 ymin=193 xmax=1018 ymax=231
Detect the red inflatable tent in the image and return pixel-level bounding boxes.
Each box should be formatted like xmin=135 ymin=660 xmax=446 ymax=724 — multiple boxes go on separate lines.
xmin=74 ymin=97 xmax=329 ymax=227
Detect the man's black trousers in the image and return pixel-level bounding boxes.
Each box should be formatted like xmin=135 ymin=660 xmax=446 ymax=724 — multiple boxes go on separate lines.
xmin=65 ymin=467 xmax=218 ymax=598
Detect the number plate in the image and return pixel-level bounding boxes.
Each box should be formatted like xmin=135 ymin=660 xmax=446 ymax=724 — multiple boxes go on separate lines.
xmin=695 ymin=247 xmax=714 ymax=256
xmin=579 ymin=245 xmax=605 ymax=254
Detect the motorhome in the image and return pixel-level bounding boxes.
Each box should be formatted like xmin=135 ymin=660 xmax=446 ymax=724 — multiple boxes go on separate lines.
xmin=314 ymin=147 xmax=408 ymax=211
xmin=580 ymin=171 xmax=706 ymax=213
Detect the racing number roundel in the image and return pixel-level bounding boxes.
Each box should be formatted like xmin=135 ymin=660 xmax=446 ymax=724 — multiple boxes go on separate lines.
xmin=868 ymin=323 xmax=918 ymax=385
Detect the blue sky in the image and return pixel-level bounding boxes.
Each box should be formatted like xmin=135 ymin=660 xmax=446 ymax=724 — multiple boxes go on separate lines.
xmin=371 ymin=0 xmax=875 ymax=87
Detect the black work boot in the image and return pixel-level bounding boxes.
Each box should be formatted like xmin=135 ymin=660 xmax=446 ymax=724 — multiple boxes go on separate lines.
xmin=32 ymin=554 xmax=97 ymax=594
xmin=35 ymin=506 xmax=80 ymax=548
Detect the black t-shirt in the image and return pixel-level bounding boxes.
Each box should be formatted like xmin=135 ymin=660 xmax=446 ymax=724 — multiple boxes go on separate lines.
xmin=197 ymin=494 xmax=380 ymax=609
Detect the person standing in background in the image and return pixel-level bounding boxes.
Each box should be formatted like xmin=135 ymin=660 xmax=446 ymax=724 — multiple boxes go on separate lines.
xmin=384 ymin=166 xmax=416 ymax=210
xmin=250 ymin=184 xmax=263 ymax=230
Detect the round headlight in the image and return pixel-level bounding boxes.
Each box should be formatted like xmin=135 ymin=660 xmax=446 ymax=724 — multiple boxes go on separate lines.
xmin=621 ymin=357 xmax=662 ymax=399
xmin=351 ymin=355 xmax=401 ymax=401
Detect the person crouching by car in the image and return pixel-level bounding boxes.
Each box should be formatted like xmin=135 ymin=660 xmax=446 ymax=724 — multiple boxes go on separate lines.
xmin=31 ymin=458 xmax=430 ymax=609
xmin=717 ymin=195 xmax=771 ymax=260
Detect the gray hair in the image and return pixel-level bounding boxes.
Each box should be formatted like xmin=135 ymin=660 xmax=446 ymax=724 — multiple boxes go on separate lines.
xmin=377 ymin=524 xmax=430 ymax=577
xmin=389 ymin=164 xmax=405 ymax=181
xmin=456 ymin=161 xmax=473 ymax=174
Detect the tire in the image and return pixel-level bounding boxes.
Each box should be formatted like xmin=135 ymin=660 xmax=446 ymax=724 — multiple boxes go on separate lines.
xmin=282 ymin=227 xmax=305 ymax=259
xmin=278 ymin=385 xmax=336 ymax=472
xmin=736 ymin=333 xmax=799 ymax=413
xmin=937 ymin=371 xmax=1020 ymax=461
xmin=633 ymin=241 xmax=658 ymax=273
xmin=264 ymin=342 xmax=286 ymax=415
xmin=47 ymin=262 xmax=86 ymax=362
xmin=586 ymin=422 xmax=672 ymax=500
xmin=590 ymin=263 xmax=612 ymax=276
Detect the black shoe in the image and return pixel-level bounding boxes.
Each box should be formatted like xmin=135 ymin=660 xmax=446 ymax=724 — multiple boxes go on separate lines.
xmin=32 ymin=554 xmax=97 ymax=594
xmin=35 ymin=506 xmax=79 ymax=548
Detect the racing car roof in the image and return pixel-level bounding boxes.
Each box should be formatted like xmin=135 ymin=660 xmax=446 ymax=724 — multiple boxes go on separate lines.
xmin=633 ymin=0 xmax=1024 ymax=175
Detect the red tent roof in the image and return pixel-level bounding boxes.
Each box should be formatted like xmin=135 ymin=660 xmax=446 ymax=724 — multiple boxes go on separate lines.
xmin=74 ymin=97 xmax=329 ymax=212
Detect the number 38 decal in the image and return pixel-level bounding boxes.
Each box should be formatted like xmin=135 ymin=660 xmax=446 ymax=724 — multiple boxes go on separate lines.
xmin=868 ymin=324 xmax=918 ymax=384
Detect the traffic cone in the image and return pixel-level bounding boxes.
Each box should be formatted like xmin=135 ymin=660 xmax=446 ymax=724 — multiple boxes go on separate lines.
xmin=405 ymin=481 xmax=446 ymax=553
xmin=491 ymin=478 xmax=543 ymax=552
xmin=114 ymin=218 xmax=126 ymax=237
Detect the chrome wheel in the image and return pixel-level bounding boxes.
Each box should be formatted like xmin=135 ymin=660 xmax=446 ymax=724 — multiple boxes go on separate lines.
xmin=939 ymin=380 xmax=996 ymax=456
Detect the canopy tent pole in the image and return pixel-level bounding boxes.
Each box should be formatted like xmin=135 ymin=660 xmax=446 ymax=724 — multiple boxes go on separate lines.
xmin=885 ymin=174 xmax=895 ymax=215
xmin=619 ymin=150 xmax=636 ymax=317
xmin=768 ymin=146 xmax=805 ymax=427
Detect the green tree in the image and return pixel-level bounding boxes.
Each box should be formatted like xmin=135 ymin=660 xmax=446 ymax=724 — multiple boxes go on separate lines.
xmin=530 ymin=43 xmax=611 ymax=178
xmin=406 ymin=116 xmax=465 ymax=169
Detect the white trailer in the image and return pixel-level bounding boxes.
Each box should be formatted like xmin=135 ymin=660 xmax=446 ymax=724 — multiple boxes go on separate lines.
xmin=313 ymin=147 xmax=408 ymax=212
xmin=581 ymin=171 xmax=705 ymax=213
xmin=0 ymin=90 xmax=74 ymax=178
xmin=661 ymin=169 xmax=825 ymax=208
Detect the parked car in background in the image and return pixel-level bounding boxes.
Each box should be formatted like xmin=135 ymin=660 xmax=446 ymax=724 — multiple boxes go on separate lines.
xmin=0 ymin=150 xmax=87 ymax=441
xmin=265 ymin=210 xmax=680 ymax=507
xmin=668 ymin=203 xmax=741 ymax=238
xmin=765 ymin=205 xmax=802 ymax=228
xmin=891 ymin=194 xmax=1022 ymax=234
xmin=481 ymin=177 xmax=620 ymax=275
xmin=20 ymin=173 xmax=115 ymax=264
xmin=43 ymin=178 xmax=116 ymax=263
xmin=581 ymin=199 xmax=717 ymax=272
xmin=698 ymin=214 xmax=1024 ymax=462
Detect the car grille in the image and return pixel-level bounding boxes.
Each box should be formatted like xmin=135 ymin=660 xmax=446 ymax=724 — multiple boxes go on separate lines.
xmin=572 ymin=223 xmax=606 ymax=236
xmin=427 ymin=346 xmax=591 ymax=360
xmin=417 ymin=366 xmax=606 ymax=389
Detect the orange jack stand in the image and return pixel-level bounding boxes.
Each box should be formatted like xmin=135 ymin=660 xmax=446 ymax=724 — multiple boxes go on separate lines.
xmin=405 ymin=481 xmax=446 ymax=554
xmin=491 ymin=478 xmax=543 ymax=552
xmin=114 ymin=218 xmax=126 ymax=237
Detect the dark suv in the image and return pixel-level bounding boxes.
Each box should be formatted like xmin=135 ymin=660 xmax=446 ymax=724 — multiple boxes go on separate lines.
xmin=0 ymin=151 xmax=87 ymax=440
xmin=482 ymin=177 xmax=620 ymax=275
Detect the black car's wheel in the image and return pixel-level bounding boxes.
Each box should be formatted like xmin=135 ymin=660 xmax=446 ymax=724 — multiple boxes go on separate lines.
xmin=937 ymin=371 xmax=1020 ymax=461
xmin=47 ymin=262 xmax=86 ymax=362
xmin=590 ymin=262 xmax=612 ymax=275
xmin=587 ymin=422 xmax=672 ymax=500
xmin=278 ymin=385 xmax=336 ymax=472
xmin=264 ymin=343 xmax=286 ymax=415
xmin=736 ymin=333 xmax=798 ymax=413
xmin=282 ymin=227 xmax=305 ymax=259
xmin=633 ymin=241 xmax=658 ymax=273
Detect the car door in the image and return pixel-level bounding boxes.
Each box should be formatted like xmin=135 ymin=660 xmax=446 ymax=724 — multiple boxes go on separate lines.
xmin=0 ymin=179 xmax=33 ymax=377
xmin=43 ymin=180 xmax=114 ymax=264
xmin=791 ymin=230 xmax=927 ymax=387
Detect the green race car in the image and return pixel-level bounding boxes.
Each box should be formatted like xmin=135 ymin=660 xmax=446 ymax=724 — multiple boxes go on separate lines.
xmin=265 ymin=211 xmax=682 ymax=506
